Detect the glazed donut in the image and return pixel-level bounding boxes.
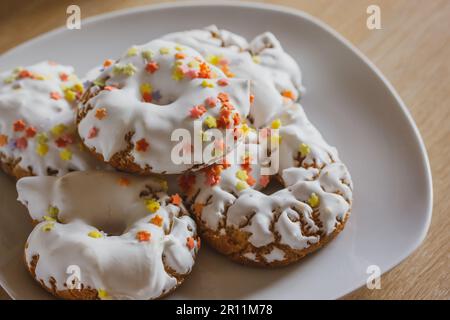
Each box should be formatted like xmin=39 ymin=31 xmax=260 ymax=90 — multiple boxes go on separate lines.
xmin=77 ymin=39 xmax=251 ymax=174
xmin=163 ymin=25 xmax=304 ymax=128
xmin=180 ymin=103 xmax=352 ymax=267
xmin=17 ymin=170 xmax=199 ymax=299
xmin=0 ymin=61 xmax=103 ymax=179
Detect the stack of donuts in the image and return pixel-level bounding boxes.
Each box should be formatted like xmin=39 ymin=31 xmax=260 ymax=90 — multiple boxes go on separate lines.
xmin=0 ymin=26 xmax=353 ymax=299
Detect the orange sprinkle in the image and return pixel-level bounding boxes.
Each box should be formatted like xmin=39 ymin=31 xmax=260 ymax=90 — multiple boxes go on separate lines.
xmin=13 ymin=119 xmax=26 ymax=132
xmin=59 ymin=72 xmax=69 ymax=82
xmin=0 ymin=134 xmax=8 ymax=147
xmin=170 ymin=194 xmax=182 ymax=206
xmin=50 ymin=91 xmax=61 ymax=100
xmin=103 ymin=59 xmax=114 ymax=68
xmin=247 ymin=175 xmax=256 ymax=186
xmin=18 ymin=70 xmax=33 ymax=79
xmin=95 ymin=108 xmax=108 ymax=120
xmin=260 ymin=175 xmax=270 ymax=188
xmin=193 ymin=203 xmax=204 ymax=216
xmin=145 ymin=62 xmax=159 ymax=74
xmin=175 ymin=52 xmax=186 ymax=60
xmin=136 ymin=230 xmax=151 ymax=242
xmin=149 ymin=214 xmax=163 ymax=227
xmin=117 ymin=177 xmax=130 ymax=186
xmin=198 ymin=62 xmax=212 ymax=79
xmin=135 ymin=138 xmax=149 ymax=152
xmin=250 ymin=94 xmax=255 ymax=104
xmin=142 ymin=92 xmax=152 ymax=103
xmin=186 ymin=237 xmax=195 ymax=250
xmin=196 ymin=236 xmax=201 ymax=249
xmin=281 ymin=90 xmax=296 ymax=100
xmin=217 ymin=92 xmax=229 ymax=103
xmin=25 ymin=126 xmax=37 ymax=138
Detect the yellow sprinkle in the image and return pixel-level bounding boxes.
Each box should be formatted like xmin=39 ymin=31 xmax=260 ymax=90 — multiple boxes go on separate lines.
xmin=299 ymin=143 xmax=311 ymax=157
xmin=122 ymin=63 xmax=137 ymax=76
xmin=73 ymin=82 xmax=84 ymax=93
xmin=36 ymin=143 xmax=49 ymax=156
xmin=142 ymin=50 xmax=154 ymax=60
xmin=127 ymin=46 xmax=138 ymax=57
xmin=252 ymin=55 xmax=261 ymax=64
xmin=188 ymin=60 xmax=199 ymax=68
xmin=36 ymin=133 xmax=48 ymax=144
xmin=175 ymin=45 xmax=184 ymax=51
xmin=271 ymin=118 xmax=281 ymax=129
xmin=206 ymin=55 xmax=220 ymax=66
xmin=47 ymin=205 xmax=59 ymax=218
xmin=307 ymin=193 xmax=320 ymax=208
xmin=204 ymin=116 xmax=217 ymax=128
xmin=97 ymin=289 xmax=110 ymax=300
xmin=42 ymin=222 xmax=54 ymax=232
xmin=236 ymin=181 xmax=248 ymax=191
xmin=88 ymin=230 xmax=103 ymax=238
xmin=159 ymin=47 xmax=170 ymax=54
xmin=172 ymin=67 xmax=184 ymax=81
xmin=43 ymin=216 xmax=56 ymax=221
xmin=145 ymin=199 xmax=160 ymax=213
xmin=240 ymin=123 xmax=250 ymax=136
xmin=64 ymin=89 xmax=76 ymax=102
xmin=140 ymin=83 xmax=152 ymax=94
xmin=3 ymin=75 xmax=15 ymax=84
xmin=201 ymin=80 xmax=214 ymax=88
xmin=236 ymin=170 xmax=248 ymax=181
xmin=51 ymin=124 xmax=67 ymax=136
xmin=60 ymin=149 xmax=72 ymax=161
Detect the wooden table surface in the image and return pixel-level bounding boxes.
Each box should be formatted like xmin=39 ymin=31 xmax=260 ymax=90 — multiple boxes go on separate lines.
xmin=0 ymin=0 xmax=448 ymax=300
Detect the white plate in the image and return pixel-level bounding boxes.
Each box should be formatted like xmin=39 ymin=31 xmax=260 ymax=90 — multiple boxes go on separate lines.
xmin=0 ymin=2 xmax=432 ymax=299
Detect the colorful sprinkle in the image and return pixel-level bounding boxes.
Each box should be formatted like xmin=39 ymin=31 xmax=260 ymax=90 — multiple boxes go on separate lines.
xmin=145 ymin=61 xmax=159 ymax=73
xmin=97 ymin=289 xmax=110 ymax=300
xmin=135 ymin=138 xmax=149 ymax=152
xmin=141 ymin=50 xmax=154 ymax=60
xmin=217 ymin=92 xmax=229 ymax=103
xmin=250 ymin=94 xmax=255 ymax=104
xmin=136 ymin=230 xmax=151 ymax=242
xmin=159 ymin=47 xmax=170 ymax=54
xmin=271 ymin=119 xmax=281 ymax=129
xmin=252 ymin=55 xmax=261 ymax=64
xmin=236 ymin=169 xmax=248 ymax=181
xmin=307 ymin=193 xmax=320 ymax=208
xmin=51 ymin=124 xmax=66 ymax=136
xmin=205 ymin=96 xmax=217 ymax=108
xmin=189 ymin=104 xmax=207 ymax=119
xmin=299 ymin=143 xmax=311 ymax=157
xmin=13 ymin=119 xmax=26 ymax=132
xmin=175 ymin=52 xmax=186 ymax=60
xmin=236 ymin=181 xmax=248 ymax=191
xmin=88 ymin=127 xmax=99 ymax=139
xmin=186 ymin=237 xmax=195 ymax=250
xmin=95 ymin=108 xmax=108 ymax=120
xmin=103 ymin=59 xmax=114 ymax=67
xmin=36 ymin=143 xmax=49 ymax=156
xmin=59 ymin=149 xmax=72 ymax=161
xmin=217 ymin=78 xmax=229 ymax=86
xmin=204 ymin=116 xmax=217 ymax=128
xmin=47 ymin=205 xmax=59 ymax=218
xmin=15 ymin=137 xmax=28 ymax=150
xmin=88 ymin=230 xmax=103 ymax=238
xmin=64 ymin=89 xmax=76 ymax=102
xmin=59 ymin=72 xmax=69 ymax=82
xmin=145 ymin=199 xmax=160 ymax=213
xmin=50 ymin=91 xmax=61 ymax=100
xmin=127 ymin=46 xmax=138 ymax=57
xmin=201 ymin=80 xmax=214 ymax=88
xmin=149 ymin=214 xmax=163 ymax=227
xmin=170 ymin=194 xmax=182 ymax=206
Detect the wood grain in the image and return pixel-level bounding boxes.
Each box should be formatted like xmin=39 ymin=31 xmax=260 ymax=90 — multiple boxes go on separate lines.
xmin=0 ymin=0 xmax=448 ymax=300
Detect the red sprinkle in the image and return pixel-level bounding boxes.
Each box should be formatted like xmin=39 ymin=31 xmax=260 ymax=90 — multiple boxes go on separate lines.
xmin=259 ymin=175 xmax=270 ymax=188
xmin=170 ymin=194 xmax=182 ymax=206
xmin=135 ymin=138 xmax=149 ymax=152
xmin=142 ymin=92 xmax=153 ymax=103
xmin=88 ymin=127 xmax=99 ymax=139
xmin=189 ymin=104 xmax=207 ymax=119
xmin=13 ymin=119 xmax=26 ymax=132
xmin=136 ymin=231 xmax=151 ymax=242
xmin=59 ymin=72 xmax=69 ymax=82
xmin=50 ymin=91 xmax=61 ymax=100
xmin=25 ymin=127 xmax=37 ymax=138
xmin=217 ymin=78 xmax=229 ymax=86
xmin=145 ymin=62 xmax=159 ymax=74
xmin=15 ymin=137 xmax=28 ymax=150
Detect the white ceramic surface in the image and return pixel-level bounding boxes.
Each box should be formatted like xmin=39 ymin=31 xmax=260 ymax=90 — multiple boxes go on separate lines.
xmin=0 ymin=2 xmax=432 ymax=299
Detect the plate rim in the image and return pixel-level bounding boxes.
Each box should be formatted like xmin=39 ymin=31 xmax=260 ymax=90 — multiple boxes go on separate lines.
xmin=0 ymin=0 xmax=433 ymax=299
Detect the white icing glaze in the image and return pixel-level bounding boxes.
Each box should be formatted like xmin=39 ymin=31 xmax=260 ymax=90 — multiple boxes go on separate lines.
xmin=78 ymin=39 xmax=250 ymax=174
xmin=0 ymin=61 xmax=103 ymax=176
xmin=162 ymin=25 xmax=304 ymax=127
xmin=17 ymin=171 xmax=199 ymax=299
xmin=185 ymin=103 xmax=353 ymax=264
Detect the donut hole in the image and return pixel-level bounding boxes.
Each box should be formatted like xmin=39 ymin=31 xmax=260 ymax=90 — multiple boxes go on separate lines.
xmin=84 ymin=218 xmax=128 ymax=237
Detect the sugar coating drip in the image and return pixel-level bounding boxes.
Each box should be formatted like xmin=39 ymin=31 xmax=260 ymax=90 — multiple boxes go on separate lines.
xmin=163 ymin=25 xmax=304 ymax=128
xmin=17 ymin=171 xmax=199 ymax=300
xmin=0 ymin=61 xmax=103 ymax=178
xmin=78 ymin=39 xmax=251 ymax=174
xmin=181 ymin=103 xmax=352 ymax=266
